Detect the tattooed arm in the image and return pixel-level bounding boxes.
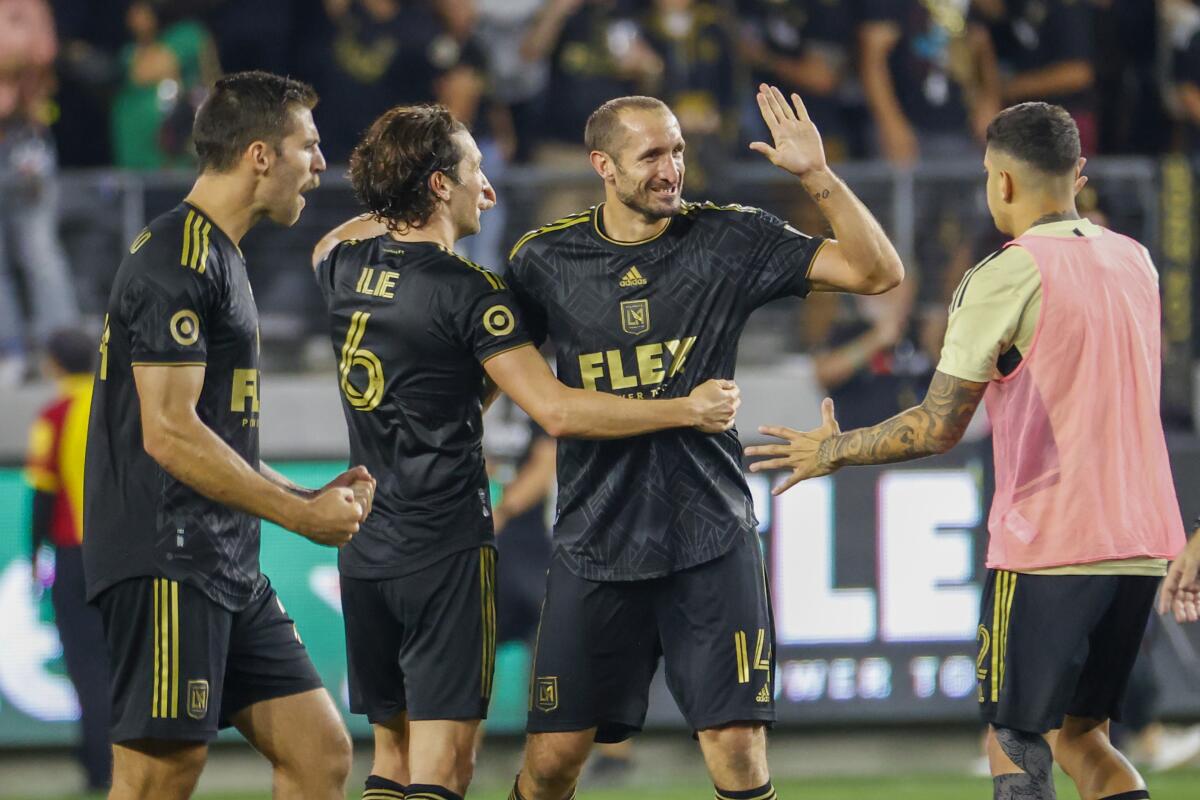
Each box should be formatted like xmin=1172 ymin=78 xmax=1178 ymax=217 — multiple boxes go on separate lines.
xmin=746 ymin=370 xmax=987 ymax=495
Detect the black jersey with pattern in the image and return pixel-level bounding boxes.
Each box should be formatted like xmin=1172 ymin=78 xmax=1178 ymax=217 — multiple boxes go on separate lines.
xmin=506 ymin=201 xmax=824 ymax=581
xmin=316 ymin=237 xmax=532 ymax=579
xmin=84 ymin=202 xmax=264 ymax=611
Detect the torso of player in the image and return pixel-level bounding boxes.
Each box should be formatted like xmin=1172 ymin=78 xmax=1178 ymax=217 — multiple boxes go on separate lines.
xmin=508 ymin=202 xmax=822 ymax=580
xmin=318 ymin=238 xmax=529 ymax=579
xmin=83 ymin=203 xmax=263 ymax=612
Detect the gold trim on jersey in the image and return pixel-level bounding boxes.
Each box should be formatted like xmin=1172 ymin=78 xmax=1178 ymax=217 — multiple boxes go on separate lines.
xmin=446 ymin=249 xmax=506 ymax=291
xmin=508 ymin=210 xmax=591 ymax=260
xmin=990 ymin=571 xmax=1017 ymax=702
xmin=152 ymin=578 xmax=181 ymax=719
xmin=181 ymin=210 xmax=212 ymax=274
xmin=478 ymin=341 xmax=534 ymax=365
xmin=593 ymin=203 xmax=673 ymax=246
xmin=480 ymin=547 xmax=497 ymax=699
xmin=130 ymin=361 xmax=208 ymax=368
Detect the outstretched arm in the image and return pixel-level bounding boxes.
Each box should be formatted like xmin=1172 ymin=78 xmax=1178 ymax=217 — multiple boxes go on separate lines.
xmin=750 ymin=84 xmax=904 ymax=295
xmin=746 ymin=370 xmax=987 ymax=495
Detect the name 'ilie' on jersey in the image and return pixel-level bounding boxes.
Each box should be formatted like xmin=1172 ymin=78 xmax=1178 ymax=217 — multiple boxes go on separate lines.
xmin=506 ymin=201 xmax=825 ymax=582
xmin=316 ymin=238 xmax=531 ymax=579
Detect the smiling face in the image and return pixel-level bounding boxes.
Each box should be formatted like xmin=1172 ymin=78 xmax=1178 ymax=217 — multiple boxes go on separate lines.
xmin=444 ymin=129 xmax=496 ymax=238
xmin=605 ymin=108 xmax=686 ymax=220
xmin=255 ymin=105 xmax=326 ymax=227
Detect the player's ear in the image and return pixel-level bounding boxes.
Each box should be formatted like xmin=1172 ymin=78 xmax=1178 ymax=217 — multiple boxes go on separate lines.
xmin=589 ymin=150 xmax=614 ymax=182
xmin=1001 ymin=170 xmax=1014 ymax=204
xmin=246 ymin=140 xmax=271 ymax=176
xmin=429 ymin=171 xmax=451 ymax=203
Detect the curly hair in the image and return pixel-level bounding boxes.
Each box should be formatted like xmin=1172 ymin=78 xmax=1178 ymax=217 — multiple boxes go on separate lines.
xmin=349 ymin=105 xmax=466 ymax=233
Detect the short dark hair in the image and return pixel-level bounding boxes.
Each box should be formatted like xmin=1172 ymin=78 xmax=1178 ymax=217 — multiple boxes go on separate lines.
xmin=585 ymin=96 xmax=671 ymax=155
xmin=986 ymin=102 xmax=1080 ymax=175
xmin=192 ymin=71 xmax=318 ymax=173
xmin=349 ymin=104 xmax=467 ymax=232
xmin=46 ymin=328 xmax=96 ymax=375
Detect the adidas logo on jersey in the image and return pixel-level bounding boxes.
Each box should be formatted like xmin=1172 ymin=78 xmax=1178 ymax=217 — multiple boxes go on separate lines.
xmin=619 ymin=266 xmax=648 ymax=287
xmin=756 ymin=684 xmax=771 ymax=703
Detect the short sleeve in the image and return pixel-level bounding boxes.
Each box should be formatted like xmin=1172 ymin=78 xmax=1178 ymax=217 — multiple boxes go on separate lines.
xmin=504 ymin=252 xmax=549 ymax=347
xmin=936 ymin=248 xmax=1039 ymax=383
xmin=120 ymin=248 xmax=221 ymax=365
xmin=451 ymin=273 xmax=534 ymax=364
xmin=24 ymin=413 xmax=59 ymax=492
xmin=741 ymin=208 xmax=825 ymax=308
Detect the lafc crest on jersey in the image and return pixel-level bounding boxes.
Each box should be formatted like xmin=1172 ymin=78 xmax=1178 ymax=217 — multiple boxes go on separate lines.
xmin=621 ymin=300 xmax=649 ymax=335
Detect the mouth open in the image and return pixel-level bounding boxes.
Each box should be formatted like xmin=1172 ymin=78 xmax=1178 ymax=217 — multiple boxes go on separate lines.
xmin=651 ymin=185 xmax=678 ymax=199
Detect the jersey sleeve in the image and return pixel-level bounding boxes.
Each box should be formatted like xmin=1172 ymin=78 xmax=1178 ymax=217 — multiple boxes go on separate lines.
xmin=504 ymin=250 xmax=549 ymax=346
xmin=119 ymin=238 xmax=222 ymax=365
xmin=740 ymin=208 xmax=825 ymax=308
xmin=24 ymin=409 xmax=60 ymax=493
xmin=450 ymin=272 xmax=534 ymax=364
xmin=936 ymin=248 xmax=1040 ymax=383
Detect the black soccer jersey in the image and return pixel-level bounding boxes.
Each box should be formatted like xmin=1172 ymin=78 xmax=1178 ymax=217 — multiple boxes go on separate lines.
xmin=507 ymin=201 xmax=825 ymax=581
xmin=316 ymin=238 xmax=532 ymax=579
xmin=84 ymin=202 xmax=264 ymax=612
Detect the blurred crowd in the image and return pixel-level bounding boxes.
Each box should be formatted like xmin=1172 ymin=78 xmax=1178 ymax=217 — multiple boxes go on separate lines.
xmin=4 ymin=0 xmax=1200 ymax=170
xmin=5 ymin=0 xmax=1200 ymax=387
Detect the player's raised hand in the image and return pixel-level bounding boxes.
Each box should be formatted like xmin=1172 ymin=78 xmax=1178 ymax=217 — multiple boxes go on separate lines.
xmin=749 ymin=84 xmax=827 ymax=179
xmin=1159 ymin=533 xmax=1200 ymax=623
xmin=322 ymin=464 xmax=376 ymax=522
xmin=745 ymin=397 xmax=841 ymax=495
xmin=295 ymin=487 xmax=362 ymax=546
xmin=687 ymin=379 xmax=741 ymax=433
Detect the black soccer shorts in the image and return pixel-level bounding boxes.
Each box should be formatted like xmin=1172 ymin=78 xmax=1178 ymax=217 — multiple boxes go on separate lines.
xmin=526 ymin=529 xmax=775 ymax=743
xmin=977 ymin=568 xmax=1160 ymax=733
xmin=340 ymin=545 xmax=497 ymax=724
xmin=95 ymin=576 xmax=323 ymax=743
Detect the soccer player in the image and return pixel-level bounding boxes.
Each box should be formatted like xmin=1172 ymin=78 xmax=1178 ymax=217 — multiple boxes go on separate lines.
xmin=747 ymin=102 xmax=1185 ymax=800
xmin=83 ymin=72 xmax=373 ymax=800
xmin=311 ymin=104 xmax=741 ymax=800
xmin=504 ymin=85 xmax=904 ymax=800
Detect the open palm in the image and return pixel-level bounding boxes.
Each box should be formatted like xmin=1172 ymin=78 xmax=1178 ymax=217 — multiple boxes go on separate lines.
xmin=749 ymin=83 xmax=827 ymax=179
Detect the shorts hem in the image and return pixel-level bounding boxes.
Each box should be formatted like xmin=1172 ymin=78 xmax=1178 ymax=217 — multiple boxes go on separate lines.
xmin=690 ymin=712 xmax=776 ymax=732
xmin=111 ymin=725 xmax=218 ymax=745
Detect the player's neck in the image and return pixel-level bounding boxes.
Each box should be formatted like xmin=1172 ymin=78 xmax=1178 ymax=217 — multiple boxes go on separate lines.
xmin=185 ymin=176 xmax=259 ymax=245
xmin=384 ymin=213 xmax=457 ymax=251
xmin=600 ymin=199 xmax=670 ymax=243
xmin=1011 ymin=200 xmax=1080 ymax=238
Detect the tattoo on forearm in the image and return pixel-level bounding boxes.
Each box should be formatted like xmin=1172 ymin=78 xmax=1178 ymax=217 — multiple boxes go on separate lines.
xmin=812 ymin=188 xmax=831 ymax=202
xmin=817 ymin=371 xmax=985 ymax=470
xmin=992 ymin=728 xmax=1055 ymax=799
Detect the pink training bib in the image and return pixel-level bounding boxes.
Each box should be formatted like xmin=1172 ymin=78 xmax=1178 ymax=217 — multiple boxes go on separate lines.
xmin=984 ymin=225 xmax=1185 ymax=570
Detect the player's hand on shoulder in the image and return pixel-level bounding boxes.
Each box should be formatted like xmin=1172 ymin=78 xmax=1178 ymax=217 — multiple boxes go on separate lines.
xmin=746 ymin=397 xmax=841 ymax=495
xmin=294 ymin=486 xmax=363 ymax=546
xmin=688 ymin=379 xmax=740 ymax=433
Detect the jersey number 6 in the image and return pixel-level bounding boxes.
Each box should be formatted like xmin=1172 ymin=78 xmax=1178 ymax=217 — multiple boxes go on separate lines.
xmin=339 ymin=311 xmax=385 ymax=411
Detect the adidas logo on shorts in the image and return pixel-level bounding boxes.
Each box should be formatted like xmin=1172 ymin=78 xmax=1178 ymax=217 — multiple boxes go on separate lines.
xmin=619 ymin=266 xmax=648 ymax=287
xmin=756 ymin=683 xmax=771 ymax=703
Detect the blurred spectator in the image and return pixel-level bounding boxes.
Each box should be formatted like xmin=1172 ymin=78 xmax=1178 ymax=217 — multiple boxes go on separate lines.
xmin=205 ymin=0 xmax=295 ymax=76
xmin=640 ymin=0 xmax=737 ymax=192
xmin=312 ymin=0 xmax=482 ymax=163
xmin=738 ymin=0 xmax=856 ymax=160
xmin=475 ymin=0 xmax=549 ymax=164
xmin=811 ymin=279 xmax=936 ymax=429
xmin=111 ymin=1 xmax=220 ymax=169
xmin=522 ymin=0 xmax=662 ymax=218
xmin=980 ymin=0 xmax=1098 ymax=155
xmin=859 ymin=0 xmax=1000 ymax=164
xmin=0 ymin=0 xmax=79 ymax=385
xmin=24 ymin=329 xmax=111 ymax=792
xmin=50 ymin=0 xmax=126 ymax=167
